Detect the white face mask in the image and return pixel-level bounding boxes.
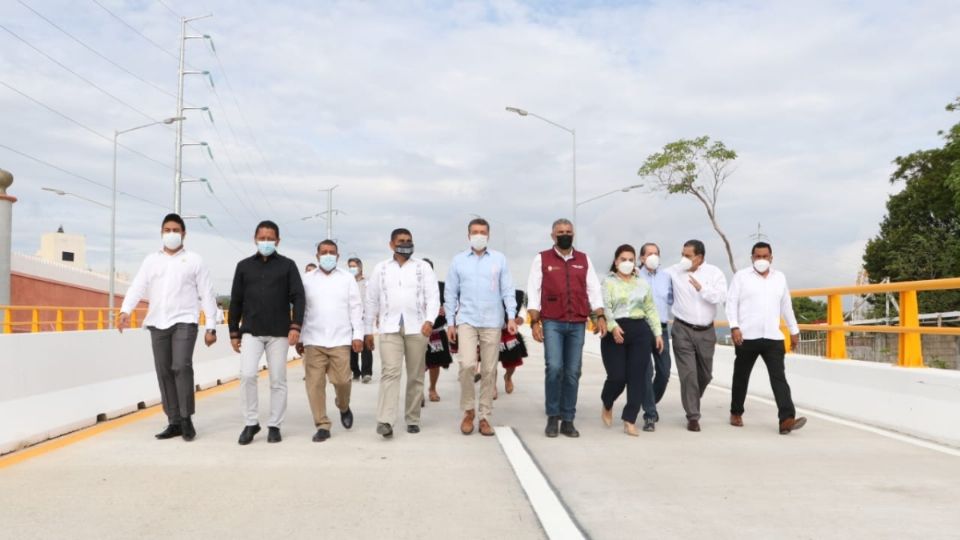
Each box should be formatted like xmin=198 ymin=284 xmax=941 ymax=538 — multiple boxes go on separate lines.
xmin=162 ymin=232 xmax=183 ymax=250
xmin=617 ymin=261 xmax=635 ymax=275
xmin=348 ymin=266 xmax=359 ymax=277
xmin=318 ymin=254 xmax=337 ymax=272
xmin=678 ymin=256 xmax=693 ymax=272
xmin=644 ymin=254 xmax=660 ymax=271
xmin=469 ymin=234 xmax=488 ymax=251
xmin=753 ymin=259 xmax=771 ymax=273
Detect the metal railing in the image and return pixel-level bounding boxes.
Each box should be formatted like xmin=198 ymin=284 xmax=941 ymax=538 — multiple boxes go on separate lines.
xmin=0 ymin=306 xmax=226 ymax=334
xmin=789 ymin=278 xmax=960 ymax=367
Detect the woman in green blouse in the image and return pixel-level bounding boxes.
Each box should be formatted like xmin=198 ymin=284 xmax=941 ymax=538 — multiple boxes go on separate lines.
xmin=600 ymin=244 xmax=664 ymax=435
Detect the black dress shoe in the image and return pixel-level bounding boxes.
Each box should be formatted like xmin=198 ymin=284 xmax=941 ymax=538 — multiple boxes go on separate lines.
xmin=406 ymin=424 xmax=420 ymax=434
xmin=155 ymin=424 xmax=182 ymax=439
xmin=643 ymin=419 xmax=656 ymax=432
xmin=376 ymin=423 xmax=393 ymax=438
xmin=687 ymin=419 xmax=701 ymax=432
xmin=341 ymin=408 xmax=354 ymax=430
xmin=238 ymin=424 xmax=261 ymax=445
xmin=312 ymin=429 xmax=331 ymax=442
xmin=181 ymin=417 xmax=196 ymax=441
xmin=545 ymin=416 xmax=560 ymax=438
xmin=267 ymin=427 xmax=282 ymax=443
xmin=560 ymin=420 xmax=580 ymax=438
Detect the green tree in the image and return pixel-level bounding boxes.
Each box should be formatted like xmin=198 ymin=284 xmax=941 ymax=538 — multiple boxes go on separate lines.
xmin=862 ymin=98 xmax=960 ymax=313
xmin=638 ymin=136 xmax=738 ymax=273
xmin=792 ymin=297 xmax=826 ymax=324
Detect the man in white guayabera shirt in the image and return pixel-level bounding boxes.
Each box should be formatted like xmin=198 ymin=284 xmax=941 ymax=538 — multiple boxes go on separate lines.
xmin=118 ymin=213 xmax=218 ymax=442
xmin=364 ymin=228 xmax=440 ymax=439
xmin=666 ymin=239 xmax=726 ymax=433
xmin=725 ymin=241 xmax=806 ymax=435
xmin=298 ymin=239 xmax=364 ymax=443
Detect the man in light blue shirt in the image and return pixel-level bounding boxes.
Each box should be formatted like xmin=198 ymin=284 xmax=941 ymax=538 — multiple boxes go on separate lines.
xmin=445 ymin=218 xmax=518 ymax=437
xmin=639 ymin=242 xmax=673 ymax=414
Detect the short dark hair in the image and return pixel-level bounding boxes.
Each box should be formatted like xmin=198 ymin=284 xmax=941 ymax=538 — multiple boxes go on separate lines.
xmin=684 ymin=239 xmax=705 ymax=257
xmin=639 ymin=242 xmax=660 ymax=257
xmin=347 ymin=257 xmax=362 ymax=268
xmin=162 ymin=213 xmax=185 ymax=231
xmin=317 ymin=239 xmax=338 ymax=253
xmin=467 ymin=218 xmax=489 ymax=232
xmin=254 ymin=220 xmax=279 ymax=237
xmin=752 ymin=241 xmax=772 ymax=255
xmin=305 ymin=263 xmax=317 ymax=270
xmin=422 ymin=258 xmax=434 ymax=269
xmin=609 ymin=244 xmax=636 ymax=273
xmin=391 ymin=228 xmax=412 ymax=242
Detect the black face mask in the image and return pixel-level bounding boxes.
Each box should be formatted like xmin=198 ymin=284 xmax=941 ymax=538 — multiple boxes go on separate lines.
xmin=556 ymin=235 xmax=574 ymax=250
xmin=395 ymin=242 xmax=415 ymax=257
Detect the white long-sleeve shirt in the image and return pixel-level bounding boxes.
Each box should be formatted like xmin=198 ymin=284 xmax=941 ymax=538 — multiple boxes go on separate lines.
xmin=725 ymin=267 xmax=800 ymax=340
xmin=120 ymin=248 xmax=217 ymax=331
xmin=301 ymin=267 xmax=363 ymax=347
xmin=667 ymin=262 xmax=727 ymax=327
xmin=526 ymin=250 xmax=604 ymax=313
xmin=364 ymin=257 xmax=440 ymax=335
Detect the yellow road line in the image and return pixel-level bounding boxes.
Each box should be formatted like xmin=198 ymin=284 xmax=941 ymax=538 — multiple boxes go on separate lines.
xmin=0 ymin=358 xmax=302 ymax=470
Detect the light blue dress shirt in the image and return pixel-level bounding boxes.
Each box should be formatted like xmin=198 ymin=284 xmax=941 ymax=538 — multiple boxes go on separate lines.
xmin=444 ymin=248 xmax=517 ymax=328
xmin=640 ymin=267 xmax=673 ymax=325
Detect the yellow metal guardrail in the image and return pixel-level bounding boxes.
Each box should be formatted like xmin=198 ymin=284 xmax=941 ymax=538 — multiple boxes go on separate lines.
xmin=0 ymin=306 xmax=227 ymax=334
xmin=789 ymin=277 xmax=960 ymax=367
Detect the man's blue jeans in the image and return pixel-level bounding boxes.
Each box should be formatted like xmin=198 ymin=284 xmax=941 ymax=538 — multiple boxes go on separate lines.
xmin=543 ymin=320 xmax=586 ymax=421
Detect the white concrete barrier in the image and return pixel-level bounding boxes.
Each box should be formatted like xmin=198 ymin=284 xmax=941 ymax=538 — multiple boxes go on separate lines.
xmin=0 ymin=326 xmax=292 ymax=455
xmin=580 ymin=330 xmax=960 ymax=448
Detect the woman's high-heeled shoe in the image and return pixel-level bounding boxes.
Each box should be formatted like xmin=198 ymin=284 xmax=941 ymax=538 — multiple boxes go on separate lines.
xmin=623 ymin=421 xmax=639 ymax=437
xmin=601 ymin=407 xmax=613 ymax=427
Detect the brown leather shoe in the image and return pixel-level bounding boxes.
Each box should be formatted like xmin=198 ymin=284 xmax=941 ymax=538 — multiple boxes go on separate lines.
xmin=479 ymin=418 xmax=495 ymax=436
xmin=504 ymin=374 xmax=514 ymax=394
xmin=461 ymin=410 xmax=475 ymax=435
xmin=730 ymin=414 xmax=743 ymax=427
xmin=779 ymin=416 xmax=807 ymax=435
xmin=687 ymin=419 xmax=701 ymax=432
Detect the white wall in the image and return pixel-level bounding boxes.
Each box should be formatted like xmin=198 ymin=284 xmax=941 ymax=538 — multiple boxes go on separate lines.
xmin=0 ymin=325 xmax=289 ymax=455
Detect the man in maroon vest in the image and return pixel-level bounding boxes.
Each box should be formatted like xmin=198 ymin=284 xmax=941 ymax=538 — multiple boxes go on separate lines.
xmin=526 ymin=218 xmax=607 ymax=438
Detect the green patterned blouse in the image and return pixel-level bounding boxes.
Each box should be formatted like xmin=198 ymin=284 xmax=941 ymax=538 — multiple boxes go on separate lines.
xmin=601 ymin=273 xmax=662 ymax=336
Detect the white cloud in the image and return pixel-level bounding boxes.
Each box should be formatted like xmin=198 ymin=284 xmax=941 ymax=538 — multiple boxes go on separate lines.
xmin=1 ymin=0 xmax=958 ymax=297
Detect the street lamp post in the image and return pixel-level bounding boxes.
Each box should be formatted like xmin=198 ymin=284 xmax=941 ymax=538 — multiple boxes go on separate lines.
xmin=576 ymin=184 xmax=643 ymax=207
xmin=111 ymin=116 xmax=184 ymax=327
xmin=505 ymin=106 xmax=577 ymax=226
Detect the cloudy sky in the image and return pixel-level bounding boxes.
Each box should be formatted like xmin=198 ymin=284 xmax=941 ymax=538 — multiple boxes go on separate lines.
xmin=2 ymin=0 xmax=959 ymax=294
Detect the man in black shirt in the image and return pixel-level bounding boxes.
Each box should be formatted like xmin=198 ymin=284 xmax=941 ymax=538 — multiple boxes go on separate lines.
xmin=228 ymin=220 xmax=306 ymax=445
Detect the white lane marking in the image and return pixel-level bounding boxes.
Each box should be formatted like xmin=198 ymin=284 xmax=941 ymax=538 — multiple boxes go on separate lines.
xmin=709 ymin=384 xmax=960 ymax=457
xmin=495 ymin=427 xmax=587 ymax=540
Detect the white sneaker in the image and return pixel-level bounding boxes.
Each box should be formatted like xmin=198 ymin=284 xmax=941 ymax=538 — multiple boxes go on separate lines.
xmin=362 ymin=375 xmax=372 ymax=384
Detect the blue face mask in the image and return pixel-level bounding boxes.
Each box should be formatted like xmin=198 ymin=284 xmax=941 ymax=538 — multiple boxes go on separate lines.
xmin=318 ymin=254 xmax=337 ymax=272
xmin=348 ymin=266 xmax=359 ymax=276
xmin=257 ymin=241 xmax=277 ymax=257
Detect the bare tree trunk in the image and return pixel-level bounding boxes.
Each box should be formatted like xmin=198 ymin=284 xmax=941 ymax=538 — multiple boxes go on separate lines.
xmin=708 ymin=214 xmax=737 ymax=273
xmin=691 ymin=191 xmax=737 ymax=274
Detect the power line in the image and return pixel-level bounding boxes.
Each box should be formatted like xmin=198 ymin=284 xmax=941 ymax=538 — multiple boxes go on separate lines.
xmin=0 ymin=79 xmax=174 ymax=171
xmin=16 ymin=0 xmax=187 ymax=106
xmin=155 ymin=0 xmax=181 ymax=19
xmin=0 ymin=143 xmax=166 ymax=209
xmin=209 ymin=49 xmax=296 ymax=215
xmin=207 ymin=85 xmax=278 ymax=218
xmin=89 ymin=0 xmax=180 ymax=63
xmin=0 ymin=22 xmax=167 ymax=126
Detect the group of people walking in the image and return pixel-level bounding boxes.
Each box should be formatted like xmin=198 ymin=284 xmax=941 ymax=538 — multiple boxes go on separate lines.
xmin=118 ymin=212 xmax=806 ymax=444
